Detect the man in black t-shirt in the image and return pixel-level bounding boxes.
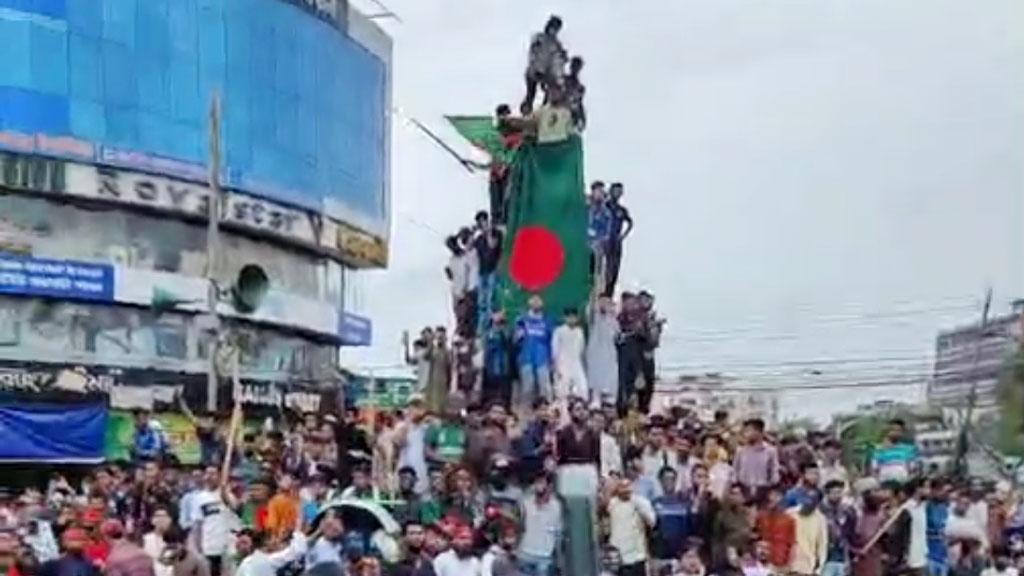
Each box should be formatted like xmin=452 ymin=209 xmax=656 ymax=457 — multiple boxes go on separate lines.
xmin=605 ymin=183 xmax=634 ymax=297
xmin=473 ymin=211 xmax=504 ymax=334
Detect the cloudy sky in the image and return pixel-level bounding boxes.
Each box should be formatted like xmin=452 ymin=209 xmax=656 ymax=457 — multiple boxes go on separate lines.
xmin=343 ymin=0 xmax=1024 ymax=421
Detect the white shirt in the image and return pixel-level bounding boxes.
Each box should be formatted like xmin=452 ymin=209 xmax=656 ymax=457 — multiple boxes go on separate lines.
xmin=968 ymin=500 xmax=989 ymax=533
xmin=143 ymin=533 xmax=172 ymax=576
xmin=945 ymin=513 xmax=989 ymax=550
xmin=448 ymin=251 xmax=480 ymax=298
xmin=397 ymin=421 xmax=430 ymax=495
xmin=433 ymin=550 xmax=482 ymax=576
xmin=552 ymin=325 xmax=586 ymax=369
xmin=607 ymin=496 xmax=656 ymax=565
xmin=708 ymin=461 xmax=735 ymax=499
xmin=641 ymin=448 xmax=677 ymax=495
xmin=235 ymin=532 xmax=308 ymax=576
xmin=519 ymin=494 xmax=563 ymax=558
xmin=907 ymin=499 xmax=928 ymax=569
xmin=481 ymin=546 xmax=513 ymax=576
xmin=191 ymin=489 xmax=230 ymax=556
xmin=600 ymin=433 xmax=623 ymax=478
xmin=305 ymin=537 xmax=344 ymax=567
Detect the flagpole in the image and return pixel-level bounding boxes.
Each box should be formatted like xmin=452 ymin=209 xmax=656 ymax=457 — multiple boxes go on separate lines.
xmin=404 ymin=116 xmax=475 ymax=173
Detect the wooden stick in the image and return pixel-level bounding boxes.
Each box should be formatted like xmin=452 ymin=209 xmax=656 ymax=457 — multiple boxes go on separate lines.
xmin=219 ymin=352 xmax=243 ymax=488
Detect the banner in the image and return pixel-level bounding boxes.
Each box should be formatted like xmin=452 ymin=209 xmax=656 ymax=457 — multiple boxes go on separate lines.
xmin=104 ymin=411 xmax=202 ymax=466
xmin=343 ymin=374 xmax=416 ymax=410
xmin=0 ymin=403 xmax=107 ymax=463
xmin=0 ymin=253 xmax=114 ymax=302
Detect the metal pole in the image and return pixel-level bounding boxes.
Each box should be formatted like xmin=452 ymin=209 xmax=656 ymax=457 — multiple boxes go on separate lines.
xmin=953 ymin=287 xmax=992 ymax=477
xmin=206 ymin=94 xmax=223 ymax=414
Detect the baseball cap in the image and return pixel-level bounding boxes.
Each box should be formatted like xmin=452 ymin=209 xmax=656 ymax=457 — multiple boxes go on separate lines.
xmin=407 ymin=392 xmax=425 ymax=405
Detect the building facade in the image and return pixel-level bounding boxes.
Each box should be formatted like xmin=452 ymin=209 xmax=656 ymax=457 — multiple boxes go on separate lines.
xmin=929 ymin=306 xmax=1022 ymax=412
xmin=0 ymin=0 xmax=390 ymax=462
xmin=652 ymin=373 xmax=780 ymax=427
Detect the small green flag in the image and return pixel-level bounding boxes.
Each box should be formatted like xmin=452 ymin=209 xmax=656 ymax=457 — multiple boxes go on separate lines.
xmin=445 ymin=115 xmax=514 ymax=165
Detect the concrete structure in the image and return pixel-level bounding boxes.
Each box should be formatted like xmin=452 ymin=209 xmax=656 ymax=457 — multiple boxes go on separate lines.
xmin=928 ymin=304 xmax=1022 ymax=412
xmin=913 ymin=417 xmax=958 ymax=474
xmin=0 ymin=0 xmax=391 ymax=459
xmin=652 ymin=373 xmax=780 ymax=426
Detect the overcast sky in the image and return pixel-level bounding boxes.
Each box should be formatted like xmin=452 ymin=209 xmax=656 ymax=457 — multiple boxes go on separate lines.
xmin=343 ymin=0 xmax=1024 ymax=421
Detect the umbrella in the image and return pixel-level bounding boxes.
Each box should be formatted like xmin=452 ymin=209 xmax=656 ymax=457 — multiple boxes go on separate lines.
xmin=316 ymin=498 xmax=401 ymax=535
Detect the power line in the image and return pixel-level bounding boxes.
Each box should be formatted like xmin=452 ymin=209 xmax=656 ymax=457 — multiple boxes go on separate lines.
xmin=655 ymin=378 xmax=930 ymax=393
xmin=668 ymin=303 xmax=979 ymax=337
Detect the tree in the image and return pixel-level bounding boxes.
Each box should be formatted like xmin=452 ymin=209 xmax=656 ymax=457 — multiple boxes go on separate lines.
xmin=995 ymin=349 xmax=1024 ymax=457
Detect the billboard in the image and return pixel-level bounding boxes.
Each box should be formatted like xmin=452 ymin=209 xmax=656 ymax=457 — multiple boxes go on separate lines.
xmin=0 ymin=0 xmax=391 ymax=254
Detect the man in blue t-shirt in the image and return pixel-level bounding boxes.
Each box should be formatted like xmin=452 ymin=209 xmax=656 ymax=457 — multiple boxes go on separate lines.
xmin=515 ymin=295 xmax=554 ymax=403
xmin=925 ymin=478 xmax=951 ymax=576
xmin=651 ymin=466 xmax=693 ymax=566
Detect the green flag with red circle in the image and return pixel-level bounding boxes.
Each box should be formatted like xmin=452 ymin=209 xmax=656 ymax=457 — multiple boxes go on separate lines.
xmin=500 ymin=135 xmax=590 ymax=319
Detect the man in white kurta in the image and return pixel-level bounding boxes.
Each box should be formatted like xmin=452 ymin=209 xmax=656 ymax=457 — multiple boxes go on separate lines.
xmin=552 ymin=308 xmax=588 ymax=400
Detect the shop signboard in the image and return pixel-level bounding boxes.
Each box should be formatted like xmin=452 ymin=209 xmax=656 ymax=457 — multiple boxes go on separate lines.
xmin=343 ymin=374 xmax=415 ymax=410
xmin=338 ymin=312 xmax=372 ymax=346
xmin=0 ymin=253 xmax=114 ymax=302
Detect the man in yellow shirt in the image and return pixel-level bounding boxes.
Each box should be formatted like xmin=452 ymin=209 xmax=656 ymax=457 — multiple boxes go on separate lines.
xmin=264 ymin=472 xmax=301 ymax=541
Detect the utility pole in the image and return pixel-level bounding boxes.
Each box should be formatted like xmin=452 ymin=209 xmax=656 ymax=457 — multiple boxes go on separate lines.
xmin=953 ymin=287 xmax=992 ymax=478
xmin=206 ymin=94 xmax=223 ymax=413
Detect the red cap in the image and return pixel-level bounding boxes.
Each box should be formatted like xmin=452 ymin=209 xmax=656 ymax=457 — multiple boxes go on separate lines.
xmin=100 ymin=519 xmax=125 ymax=539
xmin=81 ymin=507 xmax=105 ymax=525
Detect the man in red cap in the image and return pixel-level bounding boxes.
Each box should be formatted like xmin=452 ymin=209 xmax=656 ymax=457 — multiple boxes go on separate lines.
xmin=431 ymin=524 xmax=480 ymax=576
xmin=80 ymin=507 xmax=110 ymax=568
xmin=102 ymin=519 xmax=154 ymax=576
xmin=38 ymin=527 xmax=100 ymax=576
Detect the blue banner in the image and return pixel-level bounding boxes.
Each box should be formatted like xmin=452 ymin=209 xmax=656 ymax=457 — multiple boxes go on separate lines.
xmin=338 ymin=311 xmax=372 ymax=346
xmin=0 ymin=253 xmax=114 ymax=302
xmin=0 ymin=403 xmax=107 ymax=462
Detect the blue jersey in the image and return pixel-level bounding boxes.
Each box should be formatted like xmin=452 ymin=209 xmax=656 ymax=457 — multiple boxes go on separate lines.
xmin=926 ymin=502 xmax=949 ymax=565
xmin=588 ymin=203 xmax=612 ymax=244
xmin=516 ymin=312 xmax=553 ymax=368
xmin=652 ymin=494 xmax=694 ymax=559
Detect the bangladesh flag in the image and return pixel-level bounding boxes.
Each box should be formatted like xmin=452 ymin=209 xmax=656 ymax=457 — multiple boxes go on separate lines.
xmin=499 ymin=135 xmax=590 ymax=319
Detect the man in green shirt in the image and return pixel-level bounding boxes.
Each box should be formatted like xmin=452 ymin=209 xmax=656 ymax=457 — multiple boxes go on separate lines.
xmin=425 ymin=399 xmax=467 ymax=467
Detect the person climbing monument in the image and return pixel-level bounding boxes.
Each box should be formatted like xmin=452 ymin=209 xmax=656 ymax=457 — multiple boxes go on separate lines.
xmin=514 ymin=294 xmax=554 ymax=408
xmin=588 ymin=181 xmax=613 ymax=287
xmin=586 ymin=295 xmax=620 ymax=405
xmin=604 ymin=182 xmax=634 ymax=297
xmin=552 ymin=307 xmax=588 ymax=402
xmin=564 ymin=56 xmax=587 ymax=131
xmin=521 ymin=16 xmax=567 ymax=115
xmin=531 ymin=84 xmax=575 ymax=145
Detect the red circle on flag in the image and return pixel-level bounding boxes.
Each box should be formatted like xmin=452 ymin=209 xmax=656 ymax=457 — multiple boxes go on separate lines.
xmin=509 ymin=226 xmax=565 ymax=291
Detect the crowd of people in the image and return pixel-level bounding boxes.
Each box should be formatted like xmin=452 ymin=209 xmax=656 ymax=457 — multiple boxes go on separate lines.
xmin=0 ymin=13 xmax=1021 ymax=576
xmin=1 ymin=406 xmax=1022 ymax=576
